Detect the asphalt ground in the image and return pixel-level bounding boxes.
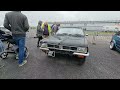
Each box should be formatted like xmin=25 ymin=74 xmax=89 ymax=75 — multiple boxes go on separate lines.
xmin=0 ymin=29 xmax=120 ymax=79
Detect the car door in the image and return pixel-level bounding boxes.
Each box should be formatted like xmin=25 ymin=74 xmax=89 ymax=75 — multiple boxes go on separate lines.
xmin=115 ymin=32 xmax=120 ymax=50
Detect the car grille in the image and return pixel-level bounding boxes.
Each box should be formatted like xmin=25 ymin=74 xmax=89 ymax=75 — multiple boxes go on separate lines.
xmin=49 ymin=49 xmax=73 ymax=55
xmin=48 ymin=44 xmax=77 ymax=51
xmin=71 ymin=47 xmax=77 ymax=50
xmin=63 ymin=46 xmax=70 ymax=49
xmin=55 ymin=45 xmax=59 ymax=48
xmin=48 ymin=44 xmax=59 ymax=48
xmin=48 ymin=44 xmax=54 ymax=48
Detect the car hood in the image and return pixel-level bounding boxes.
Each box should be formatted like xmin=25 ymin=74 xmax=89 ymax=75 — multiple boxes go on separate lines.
xmin=42 ymin=35 xmax=88 ymax=47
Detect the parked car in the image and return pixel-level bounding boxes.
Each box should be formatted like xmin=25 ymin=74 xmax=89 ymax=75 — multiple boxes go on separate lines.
xmin=40 ymin=27 xmax=89 ymax=65
xmin=0 ymin=25 xmax=12 ymax=41
xmin=110 ymin=31 xmax=120 ymax=52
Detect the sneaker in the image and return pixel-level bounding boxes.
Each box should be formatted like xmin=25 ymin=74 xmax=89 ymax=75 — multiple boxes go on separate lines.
xmin=19 ymin=60 xmax=27 ymax=67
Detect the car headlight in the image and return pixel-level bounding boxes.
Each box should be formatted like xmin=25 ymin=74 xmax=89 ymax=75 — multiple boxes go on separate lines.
xmin=41 ymin=43 xmax=48 ymax=48
xmin=77 ymin=47 xmax=88 ymax=53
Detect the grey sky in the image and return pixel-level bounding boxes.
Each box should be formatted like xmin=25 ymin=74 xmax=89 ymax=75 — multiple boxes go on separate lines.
xmin=0 ymin=11 xmax=120 ymax=26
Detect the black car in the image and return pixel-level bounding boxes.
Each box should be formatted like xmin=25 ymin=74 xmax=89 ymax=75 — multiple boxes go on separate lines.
xmin=40 ymin=27 xmax=89 ymax=65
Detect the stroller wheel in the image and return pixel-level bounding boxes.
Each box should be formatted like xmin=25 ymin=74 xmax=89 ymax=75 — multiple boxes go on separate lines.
xmin=1 ymin=52 xmax=8 ymax=59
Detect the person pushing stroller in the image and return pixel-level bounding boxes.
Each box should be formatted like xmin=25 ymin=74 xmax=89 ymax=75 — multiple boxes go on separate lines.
xmin=3 ymin=11 xmax=29 ymax=67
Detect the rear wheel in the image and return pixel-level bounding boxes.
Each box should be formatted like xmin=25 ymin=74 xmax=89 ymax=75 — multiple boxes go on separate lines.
xmin=110 ymin=41 xmax=116 ymax=50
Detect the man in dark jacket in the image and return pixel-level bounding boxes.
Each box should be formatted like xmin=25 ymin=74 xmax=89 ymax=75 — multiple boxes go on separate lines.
xmin=4 ymin=11 xmax=29 ymax=67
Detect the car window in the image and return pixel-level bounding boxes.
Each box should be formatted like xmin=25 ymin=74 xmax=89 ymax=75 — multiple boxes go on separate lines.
xmin=56 ymin=28 xmax=84 ymax=36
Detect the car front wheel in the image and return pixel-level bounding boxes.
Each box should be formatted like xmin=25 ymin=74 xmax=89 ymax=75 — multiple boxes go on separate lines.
xmin=79 ymin=58 xmax=86 ymax=65
xmin=110 ymin=41 xmax=116 ymax=50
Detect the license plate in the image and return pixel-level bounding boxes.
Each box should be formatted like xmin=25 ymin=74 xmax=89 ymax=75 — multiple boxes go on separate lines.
xmin=48 ymin=51 xmax=55 ymax=57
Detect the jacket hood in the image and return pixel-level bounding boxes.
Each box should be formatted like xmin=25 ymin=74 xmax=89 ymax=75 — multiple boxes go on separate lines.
xmin=38 ymin=21 xmax=42 ymax=25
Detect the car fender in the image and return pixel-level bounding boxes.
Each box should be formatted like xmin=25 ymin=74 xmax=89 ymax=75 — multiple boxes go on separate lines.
xmin=112 ymin=39 xmax=117 ymax=47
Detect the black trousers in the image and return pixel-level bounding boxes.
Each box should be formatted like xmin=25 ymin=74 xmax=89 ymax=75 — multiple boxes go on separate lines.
xmin=37 ymin=36 xmax=43 ymax=46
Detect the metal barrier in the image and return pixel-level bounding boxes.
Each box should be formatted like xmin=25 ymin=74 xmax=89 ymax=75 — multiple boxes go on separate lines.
xmin=85 ymin=31 xmax=115 ymax=45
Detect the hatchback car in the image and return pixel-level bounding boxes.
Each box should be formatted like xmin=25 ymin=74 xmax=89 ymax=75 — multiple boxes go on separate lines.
xmin=40 ymin=27 xmax=89 ymax=65
xmin=110 ymin=31 xmax=120 ymax=52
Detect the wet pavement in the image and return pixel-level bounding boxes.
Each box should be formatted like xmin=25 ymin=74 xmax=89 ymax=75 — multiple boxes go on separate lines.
xmin=0 ymin=29 xmax=120 ymax=79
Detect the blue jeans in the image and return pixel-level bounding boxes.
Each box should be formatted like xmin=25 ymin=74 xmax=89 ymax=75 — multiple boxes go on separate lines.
xmin=13 ymin=36 xmax=26 ymax=64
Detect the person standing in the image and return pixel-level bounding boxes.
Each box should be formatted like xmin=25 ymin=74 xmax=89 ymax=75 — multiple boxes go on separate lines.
xmin=51 ymin=23 xmax=60 ymax=35
xmin=41 ymin=22 xmax=52 ymax=38
xmin=4 ymin=11 xmax=29 ymax=67
xmin=36 ymin=21 xmax=43 ymax=47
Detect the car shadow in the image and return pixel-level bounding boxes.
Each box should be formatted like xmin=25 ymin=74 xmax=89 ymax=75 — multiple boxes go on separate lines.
xmin=48 ymin=54 xmax=85 ymax=66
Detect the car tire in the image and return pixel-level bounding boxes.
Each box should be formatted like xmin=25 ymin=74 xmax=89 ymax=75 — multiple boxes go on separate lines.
xmin=110 ymin=41 xmax=116 ymax=50
xmin=78 ymin=58 xmax=86 ymax=65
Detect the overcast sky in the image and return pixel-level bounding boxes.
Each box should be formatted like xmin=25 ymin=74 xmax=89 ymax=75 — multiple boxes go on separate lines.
xmin=1 ymin=11 xmax=120 ymax=26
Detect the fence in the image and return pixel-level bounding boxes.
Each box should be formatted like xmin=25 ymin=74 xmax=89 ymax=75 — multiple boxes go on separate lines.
xmin=85 ymin=31 xmax=115 ymax=44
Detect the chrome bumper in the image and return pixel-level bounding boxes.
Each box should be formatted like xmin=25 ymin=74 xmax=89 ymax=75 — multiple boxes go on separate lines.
xmin=40 ymin=47 xmax=49 ymax=51
xmin=40 ymin=47 xmax=89 ymax=57
xmin=73 ymin=52 xmax=89 ymax=56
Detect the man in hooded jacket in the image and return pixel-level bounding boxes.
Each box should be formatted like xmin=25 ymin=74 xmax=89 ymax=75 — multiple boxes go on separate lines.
xmin=36 ymin=21 xmax=43 ymax=47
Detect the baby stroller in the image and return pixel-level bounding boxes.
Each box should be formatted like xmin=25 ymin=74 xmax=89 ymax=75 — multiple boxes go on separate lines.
xmin=0 ymin=39 xmax=8 ymax=59
xmin=0 ymin=34 xmax=29 ymax=59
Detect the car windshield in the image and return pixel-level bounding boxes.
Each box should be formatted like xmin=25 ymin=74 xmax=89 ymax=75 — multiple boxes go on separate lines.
xmin=56 ymin=28 xmax=84 ymax=37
